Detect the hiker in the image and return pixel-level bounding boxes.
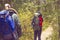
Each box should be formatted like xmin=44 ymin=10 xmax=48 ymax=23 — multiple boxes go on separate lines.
xmin=0 ymin=3 xmax=21 ymax=40
xmin=32 ymin=12 xmax=43 ymax=40
xmin=0 ymin=9 xmax=15 ymax=40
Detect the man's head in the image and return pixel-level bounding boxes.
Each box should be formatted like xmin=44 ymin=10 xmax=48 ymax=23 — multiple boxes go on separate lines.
xmin=5 ymin=3 xmax=11 ymax=10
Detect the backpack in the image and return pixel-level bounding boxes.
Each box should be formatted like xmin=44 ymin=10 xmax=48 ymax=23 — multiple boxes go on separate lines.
xmin=32 ymin=16 xmax=40 ymax=31
xmin=0 ymin=10 xmax=15 ymax=39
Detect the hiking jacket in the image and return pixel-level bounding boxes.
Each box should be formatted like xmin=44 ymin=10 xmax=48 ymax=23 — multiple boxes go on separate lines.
xmin=12 ymin=13 xmax=22 ymax=37
xmin=32 ymin=15 xmax=43 ymax=27
xmin=12 ymin=14 xmax=20 ymax=26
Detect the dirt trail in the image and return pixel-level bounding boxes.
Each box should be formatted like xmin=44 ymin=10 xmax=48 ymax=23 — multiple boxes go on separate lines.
xmin=41 ymin=20 xmax=54 ymax=40
xmin=41 ymin=25 xmax=53 ymax=40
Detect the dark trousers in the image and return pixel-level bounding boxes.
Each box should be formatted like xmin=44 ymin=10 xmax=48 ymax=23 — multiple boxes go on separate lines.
xmin=34 ymin=27 xmax=42 ymax=40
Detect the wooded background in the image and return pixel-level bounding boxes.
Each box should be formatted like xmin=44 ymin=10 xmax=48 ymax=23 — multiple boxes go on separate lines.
xmin=0 ymin=0 xmax=60 ymax=40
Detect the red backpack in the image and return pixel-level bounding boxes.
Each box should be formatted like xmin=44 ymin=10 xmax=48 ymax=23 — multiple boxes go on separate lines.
xmin=38 ymin=16 xmax=43 ymax=27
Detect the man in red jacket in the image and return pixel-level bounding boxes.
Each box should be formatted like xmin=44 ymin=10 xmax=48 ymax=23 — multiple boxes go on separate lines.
xmin=32 ymin=12 xmax=43 ymax=40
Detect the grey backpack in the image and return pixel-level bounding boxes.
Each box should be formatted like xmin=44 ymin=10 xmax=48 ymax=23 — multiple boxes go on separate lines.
xmin=32 ymin=16 xmax=40 ymax=30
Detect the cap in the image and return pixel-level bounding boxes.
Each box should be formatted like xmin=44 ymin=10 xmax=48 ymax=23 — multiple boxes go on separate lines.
xmin=34 ymin=13 xmax=40 ymax=15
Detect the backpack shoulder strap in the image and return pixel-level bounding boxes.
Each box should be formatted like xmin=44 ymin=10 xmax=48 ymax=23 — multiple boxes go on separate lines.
xmin=8 ymin=8 xmax=18 ymax=14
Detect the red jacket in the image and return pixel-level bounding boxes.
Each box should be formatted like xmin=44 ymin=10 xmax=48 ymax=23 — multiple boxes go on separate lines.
xmin=39 ymin=16 xmax=43 ymax=27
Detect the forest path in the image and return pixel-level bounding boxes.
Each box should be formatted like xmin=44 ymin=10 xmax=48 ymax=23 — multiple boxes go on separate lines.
xmin=37 ymin=21 xmax=54 ymax=40
xmin=41 ymin=25 xmax=53 ymax=40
